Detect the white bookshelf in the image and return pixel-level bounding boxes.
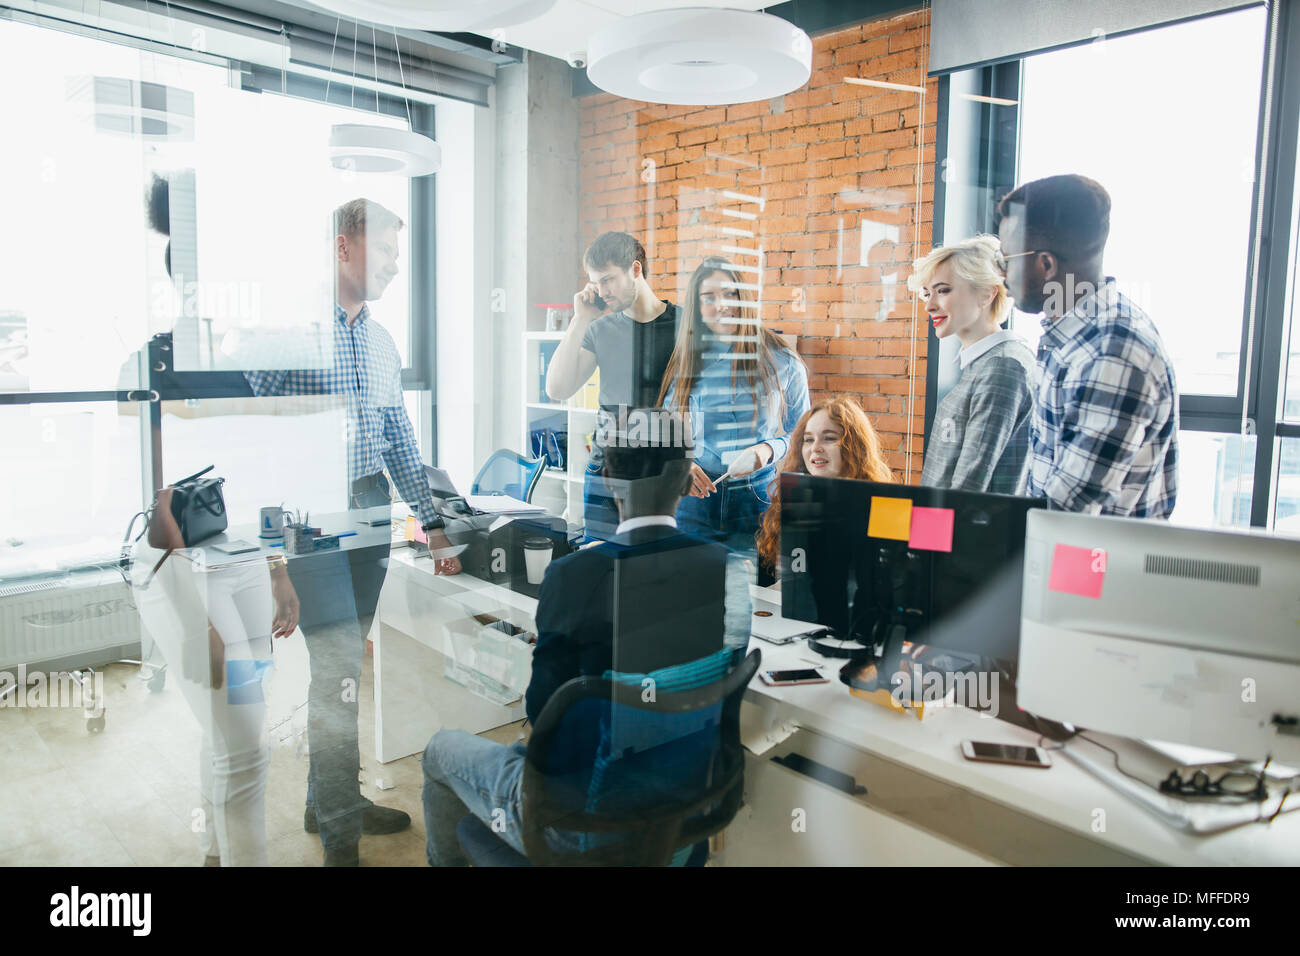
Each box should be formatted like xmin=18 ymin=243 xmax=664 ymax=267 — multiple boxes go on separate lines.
xmin=522 ymin=330 xmax=599 ymax=524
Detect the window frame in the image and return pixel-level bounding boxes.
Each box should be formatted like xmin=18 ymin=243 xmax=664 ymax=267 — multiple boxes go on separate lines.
xmin=928 ymin=1 xmax=1300 ymax=530
xmin=0 ymin=15 xmax=440 ymax=510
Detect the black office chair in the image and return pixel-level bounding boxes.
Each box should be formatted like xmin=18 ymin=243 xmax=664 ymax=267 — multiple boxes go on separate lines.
xmin=456 ymin=648 xmax=761 ymax=866
xmin=471 ymin=449 xmax=547 ymax=502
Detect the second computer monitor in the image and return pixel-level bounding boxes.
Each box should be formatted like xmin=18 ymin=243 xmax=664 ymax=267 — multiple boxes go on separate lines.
xmin=778 ymin=474 xmax=1045 ymax=668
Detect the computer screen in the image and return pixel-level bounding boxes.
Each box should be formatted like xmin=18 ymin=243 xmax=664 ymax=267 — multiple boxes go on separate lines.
xmin=778 ymin=475 xmax=1045 ymax=673
xmin=1019 ymin=510 xmax=1300 ymax=762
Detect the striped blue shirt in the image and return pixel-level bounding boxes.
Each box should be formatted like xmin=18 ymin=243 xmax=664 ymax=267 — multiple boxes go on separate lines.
xmin=1028 ymin=279 xmax=1179 ymax=518
xmin=244 ymin=304 xmax=436 ymax=525
xmin=663 ymin=336 xmax=809 ymax=475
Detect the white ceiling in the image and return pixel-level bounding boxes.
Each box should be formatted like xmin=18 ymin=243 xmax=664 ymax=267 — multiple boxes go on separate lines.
xmin=488 ymin=1 xmax=774 ymax=63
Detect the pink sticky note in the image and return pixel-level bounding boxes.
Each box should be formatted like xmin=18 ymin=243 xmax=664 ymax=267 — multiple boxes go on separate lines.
xmin=908 ymin=506 xmax=954 ymax=553
xmin=407 ymin=515 xmax=427 ymax=544
xmin=1048 ymin=543 xmax=1106 ymax=599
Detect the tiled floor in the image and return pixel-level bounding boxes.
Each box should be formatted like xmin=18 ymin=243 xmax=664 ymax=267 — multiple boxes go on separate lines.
xmin=0 ymin=638 xmax=525 ymax=867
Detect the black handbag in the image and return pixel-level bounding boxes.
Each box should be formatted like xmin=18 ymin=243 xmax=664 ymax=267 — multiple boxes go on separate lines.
xmin=168 ymin=465 xmax=227 ymax=546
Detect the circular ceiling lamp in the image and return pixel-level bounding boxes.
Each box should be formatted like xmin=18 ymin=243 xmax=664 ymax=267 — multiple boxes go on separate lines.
xmin=305 ymin=0 xmax=554 ymax=31
xmin=67 ymin=76 xmax=196 ymax=140
xmin=329 ymin=124 xmax=441 ymax=176
xmin=587 ymin=7 xmax=812 ymax=106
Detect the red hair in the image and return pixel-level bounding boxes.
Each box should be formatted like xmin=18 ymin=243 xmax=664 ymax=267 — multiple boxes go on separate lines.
xmin=756 ymin=395 xmax=894 ymax=568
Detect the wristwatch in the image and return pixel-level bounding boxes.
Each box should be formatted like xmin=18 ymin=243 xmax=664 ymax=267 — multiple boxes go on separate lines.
xmin=421 ymin=516 xmax=446 ymax=533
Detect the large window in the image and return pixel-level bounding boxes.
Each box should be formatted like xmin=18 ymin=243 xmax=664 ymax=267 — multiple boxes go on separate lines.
xmin=0 ymin=13 xmax=433 ymax=568
xmin=933 ymin=3 xmax=1300 ymax=532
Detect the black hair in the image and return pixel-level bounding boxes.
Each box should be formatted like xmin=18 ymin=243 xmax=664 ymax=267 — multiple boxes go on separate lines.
xmin=145 ymin=173 xmax=172 ymax=278
xmin=599 ymin=409 xmax=693 ymax=514
xmin=995 ymin=174 xmax=1111 ymax=264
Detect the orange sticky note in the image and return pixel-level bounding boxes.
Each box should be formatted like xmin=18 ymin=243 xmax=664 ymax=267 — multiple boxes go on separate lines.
xmin=868 ymin=496 xmax=912 ymax=541
xmin=908 ymin=506 xmax=954 ymax=552
xmin=1048 ymin=543 xmax=1106 ymax=599
xmin=405 ymin=515 xmax=428 ymax=544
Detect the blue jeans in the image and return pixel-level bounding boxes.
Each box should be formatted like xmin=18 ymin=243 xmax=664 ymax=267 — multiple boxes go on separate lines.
xmin=422 ymin=730 xmax=586 ymax=866
xmin=675 ymin=462 xmax=776 ymax=557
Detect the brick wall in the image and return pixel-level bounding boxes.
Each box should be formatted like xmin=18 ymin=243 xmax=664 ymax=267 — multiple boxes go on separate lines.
xmin=577 ymin=9 xmax=937 ymax=480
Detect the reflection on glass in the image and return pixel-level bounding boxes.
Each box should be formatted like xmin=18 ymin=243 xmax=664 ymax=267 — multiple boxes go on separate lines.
xmin=0 ymin=403 xmax=142 ymax=573
xmin=160 ymin=396 xmax=350 ymax=526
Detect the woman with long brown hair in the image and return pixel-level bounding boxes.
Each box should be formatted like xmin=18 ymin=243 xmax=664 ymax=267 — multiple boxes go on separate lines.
xmin=658 ymin=257 xmax=809 ymax=553
xmin=756 ymin=395 xmax=894 ymax=575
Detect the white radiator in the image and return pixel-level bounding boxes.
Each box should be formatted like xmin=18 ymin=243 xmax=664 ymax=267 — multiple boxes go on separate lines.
xmin=0 ymin=568 xmax=140 ymax=670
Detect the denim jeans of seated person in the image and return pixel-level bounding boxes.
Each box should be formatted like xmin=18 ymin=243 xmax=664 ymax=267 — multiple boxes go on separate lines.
xmin=422 ymin=730 xmax=587 ymax=866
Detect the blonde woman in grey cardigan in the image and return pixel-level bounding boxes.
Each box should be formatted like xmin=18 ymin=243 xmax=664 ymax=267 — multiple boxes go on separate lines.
xmin=911 ymin=236 xmax=1037 ymax=495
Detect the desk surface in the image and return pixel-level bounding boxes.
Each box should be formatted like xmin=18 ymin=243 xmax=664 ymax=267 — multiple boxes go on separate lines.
xmin=381 ymin=551 xmax=1300 ymax=864
xmin=744 ymin=588 xmax=1300 ymax=866
xmin=196 ymin=508 xmax=396 ymax=567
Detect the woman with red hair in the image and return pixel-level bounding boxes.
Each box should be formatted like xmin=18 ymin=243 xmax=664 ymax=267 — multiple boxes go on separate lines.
xmin=756 ymin=395 xmax=894 ymax=576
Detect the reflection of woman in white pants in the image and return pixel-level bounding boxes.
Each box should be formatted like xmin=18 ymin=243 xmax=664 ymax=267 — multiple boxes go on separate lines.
xmin=132 ymin=489 xmax=298 ymax=866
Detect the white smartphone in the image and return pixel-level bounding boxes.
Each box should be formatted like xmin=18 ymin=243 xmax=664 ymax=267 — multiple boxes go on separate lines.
xmin=961 ymin=740 xmax=1052 ymax=768
xmin=759 ymin=667 xmax=828 ymax=687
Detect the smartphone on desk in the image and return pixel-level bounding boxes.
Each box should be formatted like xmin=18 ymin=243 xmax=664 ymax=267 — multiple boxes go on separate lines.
xmin=961 ymin=741 xmax=1052 ymax=768
xmin=760 ymin=667 xmax=828 ymax=687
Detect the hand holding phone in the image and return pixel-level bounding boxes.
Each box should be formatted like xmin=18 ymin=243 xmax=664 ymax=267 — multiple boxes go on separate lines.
xmin=574 ymin=282 xmax=608 ymax=323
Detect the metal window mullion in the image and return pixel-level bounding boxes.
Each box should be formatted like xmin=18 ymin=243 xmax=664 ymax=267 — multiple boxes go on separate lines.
xmin=1249 ymin=0 xmax=1299 ymax=528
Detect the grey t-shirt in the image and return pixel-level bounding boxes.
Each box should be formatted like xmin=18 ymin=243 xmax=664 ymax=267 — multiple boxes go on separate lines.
xmin=580 ymin=301 xmax=680 ymax=409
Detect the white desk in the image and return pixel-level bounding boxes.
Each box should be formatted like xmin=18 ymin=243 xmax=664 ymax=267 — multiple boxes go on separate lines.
xmin=374 ymin=549 xmax=536 ymax=763
xmin=724 ymin=588 xmax=1300 ymax=866
xmin=372 ymin=556 xmax=1300 ymax=865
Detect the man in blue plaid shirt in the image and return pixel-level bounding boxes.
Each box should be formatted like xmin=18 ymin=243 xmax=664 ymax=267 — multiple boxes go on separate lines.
xmin=997 ymin=175 xmax=1178 ymax=518
xmin=245 ymin=198 xmax=456 ymax=865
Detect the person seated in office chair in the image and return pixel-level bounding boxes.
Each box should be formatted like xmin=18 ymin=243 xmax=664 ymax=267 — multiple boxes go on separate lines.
xmin=421 ymin=409 xmax=751 ymax=866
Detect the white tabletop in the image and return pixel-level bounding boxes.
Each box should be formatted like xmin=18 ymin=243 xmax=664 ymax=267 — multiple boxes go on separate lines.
xmin=742 ymin=588 xmax=1300 ymax=866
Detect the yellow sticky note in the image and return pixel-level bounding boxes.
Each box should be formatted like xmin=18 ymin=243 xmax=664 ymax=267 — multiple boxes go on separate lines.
xmin=868 ymin=496 xmax=913 ymax=541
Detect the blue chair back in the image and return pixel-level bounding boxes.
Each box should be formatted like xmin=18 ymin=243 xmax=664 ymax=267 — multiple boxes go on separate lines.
xmin=520 ymin=648 xmax=760 ymax=866
xmin=472 ymin=449 xmax=546 ymax=501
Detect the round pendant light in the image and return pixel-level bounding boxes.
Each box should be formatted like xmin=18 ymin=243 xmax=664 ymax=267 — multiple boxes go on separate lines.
xmin=67 ymin=76 xmax=196 ymax=140
xmin=587 ymin=7 xmax=812 ymax=106
xmin=329 ymin=124 xmax=441 ymax=176
xmin=305 ymin=0 xmax=554 ymax=31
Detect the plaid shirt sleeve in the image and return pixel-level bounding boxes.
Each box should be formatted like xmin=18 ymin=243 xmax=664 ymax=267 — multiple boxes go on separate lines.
xmin=243 ymin=369 xmax=289 ymax=395
xmin=1043 ymin=349 xmax=1161 ymax=514
xmin=380 ymin=393 xmax=437 ymax=526
xmin=948 ymin=357 xmax=1030 ymax=492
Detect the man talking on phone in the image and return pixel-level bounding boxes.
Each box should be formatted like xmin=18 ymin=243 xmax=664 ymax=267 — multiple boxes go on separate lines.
xmin=545 ymin=232 xmax=680 ymax=540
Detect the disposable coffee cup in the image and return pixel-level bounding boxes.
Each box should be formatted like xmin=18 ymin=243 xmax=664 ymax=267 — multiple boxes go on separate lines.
xmin=259 ymin=506 xmax=287 ymax=539
xmin=523 ymin=536 xmax=554 ymax=585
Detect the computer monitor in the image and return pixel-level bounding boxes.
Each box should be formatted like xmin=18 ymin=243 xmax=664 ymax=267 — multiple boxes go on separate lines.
xmin=1018 ymin=510 xmax=1300 ymax=763
xmin=778 ymin=474 xmax=1045 ymax=676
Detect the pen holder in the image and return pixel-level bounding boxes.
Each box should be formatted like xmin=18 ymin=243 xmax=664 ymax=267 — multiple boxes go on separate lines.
xmin=284 ymin=525 xmax=315 ymax=555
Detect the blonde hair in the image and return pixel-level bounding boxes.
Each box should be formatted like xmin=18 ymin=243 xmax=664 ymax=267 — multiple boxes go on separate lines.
xmin=334 ymin=198 xmax=404 ymax=239
xmin=907 ymin=235 xmax=1011 ymax=325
